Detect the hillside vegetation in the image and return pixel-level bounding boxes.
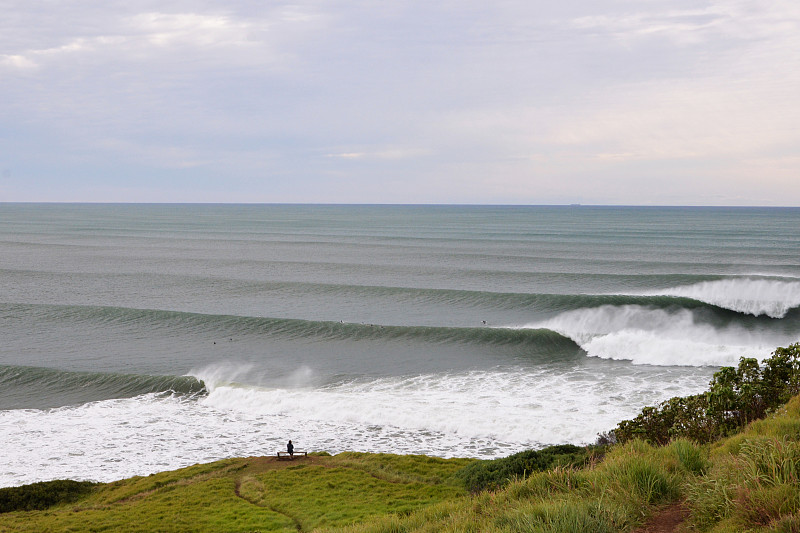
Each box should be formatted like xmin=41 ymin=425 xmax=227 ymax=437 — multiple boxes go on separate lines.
xmin=1 ymin=344 xmax=798 ymax=532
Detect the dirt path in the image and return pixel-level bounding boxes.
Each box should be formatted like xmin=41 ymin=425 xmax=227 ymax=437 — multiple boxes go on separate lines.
xmin=233 ymin=457 xmax=306 ymax=532
xmin=633 ymin=502 xmax=690 ymax=533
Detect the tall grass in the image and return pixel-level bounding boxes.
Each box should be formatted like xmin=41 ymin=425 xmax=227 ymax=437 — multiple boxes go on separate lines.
xmin=333 ymin=439 xmax=698 ymax=533
xmin=687 ymin=396 xmax=800 ymax=531
xmin=494 ymin=500 xmax=625 ymax=533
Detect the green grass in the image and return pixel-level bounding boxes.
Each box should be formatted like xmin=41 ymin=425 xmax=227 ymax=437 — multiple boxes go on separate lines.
xmin=686 ymin=394 xmax=800 ymax=532
xmin=334 ymin=395 xmax=800 ymax=533
xmin=327 ymin=452 xmax=475 ymax=485
xmin=251 ymin=465 xmax=462 ymax=530
xmin=330 ymin=440 xmax=696 ymax=533
xmin=0 ymin=454 xmax=471 ymax=533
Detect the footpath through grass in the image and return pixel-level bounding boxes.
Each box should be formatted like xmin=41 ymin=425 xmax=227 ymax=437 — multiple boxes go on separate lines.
xmin=0 ymin=453 xmax=473 ymax=533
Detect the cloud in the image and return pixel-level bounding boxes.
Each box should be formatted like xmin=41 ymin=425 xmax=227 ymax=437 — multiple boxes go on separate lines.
xmin=1 ymin=0 xmax=799 ymax=204
xmin=572 ymin=9 xmax=728 ymax=45
xmin=0 ymin=6 xmax=326 ymax=73
xmin=570 ymin=1 xmax=800 ymax=45
xmin=0 ymin=54 xmax=37 ymax=69
xmin=325 ymin=148 xmax=430 ymax=160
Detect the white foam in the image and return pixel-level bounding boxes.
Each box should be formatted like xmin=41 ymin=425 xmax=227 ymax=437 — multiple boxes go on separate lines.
xmin=649 ymin=278 xmax=800 ymax=318
xmin=531 ymin=305 xmax=786 ymax=366
xmin=0 ymin=365 xmax=710 ymax=487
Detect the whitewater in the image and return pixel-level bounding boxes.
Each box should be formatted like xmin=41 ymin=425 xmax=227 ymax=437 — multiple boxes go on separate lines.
xmin=1 ymin=204 xmax=799 ymax=487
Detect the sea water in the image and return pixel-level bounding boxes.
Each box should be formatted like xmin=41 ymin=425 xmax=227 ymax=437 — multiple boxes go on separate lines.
xmin=1 ymin=204 xmax=799 ymax=487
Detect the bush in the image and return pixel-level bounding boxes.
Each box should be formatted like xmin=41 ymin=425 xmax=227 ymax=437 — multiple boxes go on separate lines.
xmin=456 ymin=444 xmax=588 ymax=492
xmin=0 ymin=479 xmax=99 ymax=513
xmin=613 ymin=344 xmax=800 ymax=446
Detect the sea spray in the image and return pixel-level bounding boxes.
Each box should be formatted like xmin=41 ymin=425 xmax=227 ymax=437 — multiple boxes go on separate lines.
xmin=0 ymin=364 xmax=713 ymax=487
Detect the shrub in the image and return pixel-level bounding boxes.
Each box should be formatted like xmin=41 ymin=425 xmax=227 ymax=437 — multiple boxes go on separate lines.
xmin=613 ymin=344 xmax=800 ymax=446
xmin=455 ymin=444 xmax=588 ymax=493
xmin=0 ymin=479 xmax=99 ymax=513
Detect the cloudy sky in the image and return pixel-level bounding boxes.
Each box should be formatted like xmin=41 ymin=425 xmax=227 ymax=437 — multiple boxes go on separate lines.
xmin=1 ymin=1 xmax=799 ymax=205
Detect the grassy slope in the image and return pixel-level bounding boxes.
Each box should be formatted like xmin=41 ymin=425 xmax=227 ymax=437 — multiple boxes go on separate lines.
xmin=2 ymin=396 xmax=799 ymax=532
xmin=331 ymin=395 xmax=800 ymax=533
xmin=686 ymin=394 xmax=800 ymax=532
xmin=0 ymin=454 xmax=473 ymax=533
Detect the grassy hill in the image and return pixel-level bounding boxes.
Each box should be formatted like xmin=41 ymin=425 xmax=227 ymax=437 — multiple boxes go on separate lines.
xmin=0 ymin=453 xmax=474 ymax=532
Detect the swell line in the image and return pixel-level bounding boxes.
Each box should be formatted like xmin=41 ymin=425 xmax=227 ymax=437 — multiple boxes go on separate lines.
xmin=1 ymin=302 xmax=579 ymax=349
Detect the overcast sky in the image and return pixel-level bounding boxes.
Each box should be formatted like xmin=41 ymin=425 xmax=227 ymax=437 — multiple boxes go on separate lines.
xmin=1 ymin=1 xmax=799 ymax=205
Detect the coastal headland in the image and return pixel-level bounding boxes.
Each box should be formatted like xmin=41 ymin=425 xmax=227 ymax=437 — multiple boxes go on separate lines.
xmin=2 ymin=346 xmax=800 ymax=533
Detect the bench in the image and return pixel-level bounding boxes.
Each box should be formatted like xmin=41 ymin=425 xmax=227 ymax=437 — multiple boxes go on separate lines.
xmin=277 ymin=451 xmax=308 ymax=460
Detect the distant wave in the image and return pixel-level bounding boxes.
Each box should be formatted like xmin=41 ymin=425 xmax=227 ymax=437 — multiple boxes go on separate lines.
xmin=0 ymin=302 xmax=577 ymax=350
xmin=642 ymin=277 xmax=800 ymax=318
xmin=6 ymin=272 xmax=800 ymax=319
xmin=4 ymin=301 xmax=797 ymax=370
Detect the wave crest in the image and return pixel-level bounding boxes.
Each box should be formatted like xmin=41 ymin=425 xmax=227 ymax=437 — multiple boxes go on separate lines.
xmin=530 ymin=305 xmax=788 ymax=366
xmin=649 ymin=278 xmax=800 ymax=318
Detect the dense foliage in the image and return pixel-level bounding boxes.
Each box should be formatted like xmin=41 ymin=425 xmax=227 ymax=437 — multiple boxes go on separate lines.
xmin=455 ymin=444 xmax=589 ymax=492
xmin=0 ymin=479 xmax=98 ymax=513
xmin=614 ymin=343 xmax=800 ymax=445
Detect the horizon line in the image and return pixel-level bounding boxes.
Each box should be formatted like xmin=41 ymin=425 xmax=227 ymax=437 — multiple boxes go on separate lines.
xmin=1 ymin=201 xmax=799 ymax=209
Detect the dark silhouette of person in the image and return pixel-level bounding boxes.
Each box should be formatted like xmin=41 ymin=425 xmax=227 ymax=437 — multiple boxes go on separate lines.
xmin=287 ymin=440 xmax=294 ymax=457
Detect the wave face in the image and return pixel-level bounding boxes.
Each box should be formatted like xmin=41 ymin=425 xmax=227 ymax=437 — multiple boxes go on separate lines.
xmin=0 ymin=365 xmax=205 ymax=409
xmin=1 ymin=204 xmax=799 ymax=486
xmin=0 ymin=302 xmax=574 ymax=347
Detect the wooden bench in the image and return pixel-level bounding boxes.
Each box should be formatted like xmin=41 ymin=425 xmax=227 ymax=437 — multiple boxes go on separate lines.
xmin=277 ymin=451 xmax=308 ymax=460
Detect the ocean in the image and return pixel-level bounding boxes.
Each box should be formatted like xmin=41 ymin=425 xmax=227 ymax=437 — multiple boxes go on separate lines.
xmin=1 ymin=203 xmax=799 ymax=487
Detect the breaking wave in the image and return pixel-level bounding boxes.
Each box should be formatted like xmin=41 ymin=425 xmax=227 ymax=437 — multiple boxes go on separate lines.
xmin=530 ymin=305 xmax=794 ymax=367
xmin=645 ymin=277 xmax=800 ymax=318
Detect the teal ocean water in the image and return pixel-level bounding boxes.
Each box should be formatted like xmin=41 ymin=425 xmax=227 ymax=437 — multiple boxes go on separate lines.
xmin=1 ymin=204 xmax=799 ymax=486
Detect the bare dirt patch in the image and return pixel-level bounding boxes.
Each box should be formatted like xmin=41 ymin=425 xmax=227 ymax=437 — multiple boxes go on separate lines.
xmin=634 ymin=502 xmax=689 ymax=533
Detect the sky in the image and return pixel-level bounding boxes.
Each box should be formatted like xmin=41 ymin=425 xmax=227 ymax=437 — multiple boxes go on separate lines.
xmin=1 ymin=1 xmax=799 ymax=205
